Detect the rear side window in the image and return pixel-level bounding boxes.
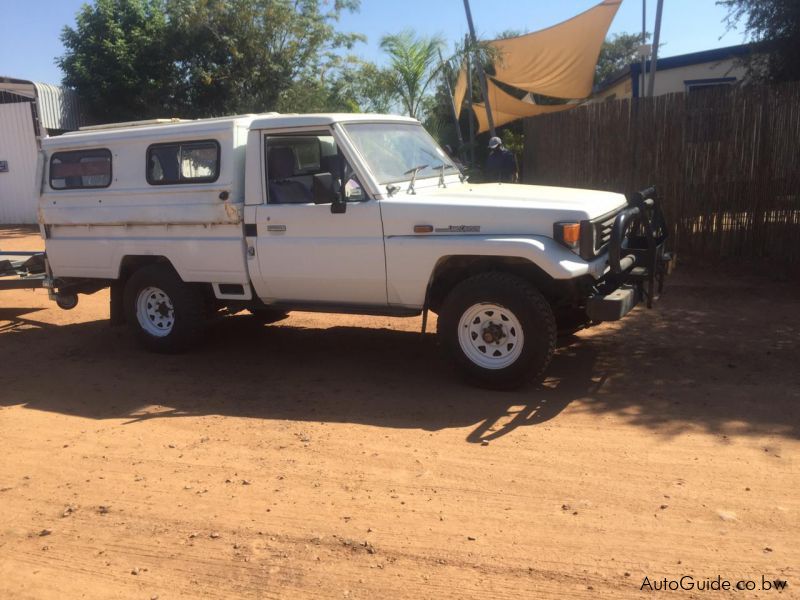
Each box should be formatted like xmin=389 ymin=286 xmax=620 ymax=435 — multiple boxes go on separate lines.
xmin=147 ymin=140 xmax=220 ymax=185
xmin=50 ymin=149 xmax=112 ymax=189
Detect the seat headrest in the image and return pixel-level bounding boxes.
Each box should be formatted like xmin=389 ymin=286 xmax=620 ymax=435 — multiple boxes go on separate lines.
xmin=312 ymin=172 xmax=336 ymax=204
xmin=319 ymin=154 xmax=339 ymax=175
xmin=268 ymin=146 xmax=296 ymax=180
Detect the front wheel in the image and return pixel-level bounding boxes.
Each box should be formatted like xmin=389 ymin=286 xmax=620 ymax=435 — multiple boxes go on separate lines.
xmin=438 ymin=272 xmax=556 ymax=389
xmin=123 ymin=264 xmax=207 ymax=353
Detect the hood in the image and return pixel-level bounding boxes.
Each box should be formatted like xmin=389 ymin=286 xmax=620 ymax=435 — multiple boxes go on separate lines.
xmin=380 ymin=182 xmax=627 ymax=238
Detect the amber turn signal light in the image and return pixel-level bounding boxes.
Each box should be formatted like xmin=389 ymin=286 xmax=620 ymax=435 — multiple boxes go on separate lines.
xmin=554 ymin=222 xmax=580 ymax=249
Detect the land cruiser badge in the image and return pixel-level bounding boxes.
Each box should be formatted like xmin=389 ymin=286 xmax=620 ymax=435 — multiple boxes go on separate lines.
xmin=434 ymin=225 xmax=481 ymax=233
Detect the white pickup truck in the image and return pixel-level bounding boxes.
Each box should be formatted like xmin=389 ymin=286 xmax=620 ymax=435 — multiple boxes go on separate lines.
xmin=32 ymin=112 xmax=671 ymax=388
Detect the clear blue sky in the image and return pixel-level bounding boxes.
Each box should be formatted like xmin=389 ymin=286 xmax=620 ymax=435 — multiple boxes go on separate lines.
xmin=1 ymin=0 xmax=747 ymax=84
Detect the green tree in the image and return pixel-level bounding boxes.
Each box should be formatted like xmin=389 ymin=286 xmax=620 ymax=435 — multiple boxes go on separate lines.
xmin=58 ymin=0 xmax=177 ymax=123
xmin=278 ymin=58 xmax=400 ymax=115
xmin=718 ymin=0 xmax=800 ymax=82
xmin=500 ymin=128 xmax=523 ymax=169
xmin=340 ymin=62 xmax=400 ymax=114
xmin=494 ymin=29 xmax=524 ymax=40
xmin=595 ymin=32 xmax=650 ymax=85
xmin=379 ymin=30 xmax=444 ymax=119
xmin=165 ymin=0 xmax=364 ymax=117
xmin=274 ymin=76 xmax=355 ymax=114
xmin=59 ymin=0 xmax=365 ymax=122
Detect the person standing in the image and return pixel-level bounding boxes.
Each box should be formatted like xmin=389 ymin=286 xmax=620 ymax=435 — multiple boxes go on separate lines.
xmin=485 ymin=136 xmax=517 ymax=183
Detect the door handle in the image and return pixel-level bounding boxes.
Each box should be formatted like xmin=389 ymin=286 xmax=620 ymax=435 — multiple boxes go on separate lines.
xmin=266 ymin=225 xmax=287 ymax=233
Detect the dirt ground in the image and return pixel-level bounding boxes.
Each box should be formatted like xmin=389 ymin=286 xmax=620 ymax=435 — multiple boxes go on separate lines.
xmin=1 ymin=226 xmax=798 ymax=599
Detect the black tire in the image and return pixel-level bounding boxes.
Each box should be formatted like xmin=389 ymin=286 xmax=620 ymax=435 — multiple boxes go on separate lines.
xmin=123 ymin=264 xmax=207 ymax=353
xmin=247 ymin=308 xmax=290 ymax=325
xmin=437 ymin=272 xmax=556 ymax=389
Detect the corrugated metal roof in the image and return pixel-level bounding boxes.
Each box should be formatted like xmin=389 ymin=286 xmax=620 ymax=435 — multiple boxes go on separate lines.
xmin=1 ymin=77 xmax=84 ymax=131
xmin=0 ymin=77 xmax=36 ymax=98
xmin=31 ymin=82 xmax=83 ymax=131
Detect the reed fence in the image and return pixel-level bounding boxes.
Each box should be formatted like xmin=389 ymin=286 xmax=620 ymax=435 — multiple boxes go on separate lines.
xmin=522 ymin=83 xmax=800 ymax=263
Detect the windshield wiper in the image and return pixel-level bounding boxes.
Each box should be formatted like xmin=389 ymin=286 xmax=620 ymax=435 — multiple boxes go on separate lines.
xmin=404 ymin=164 xmax=429 ymax=195
xmin=386 ymin=184 xmax=401 ymax=197
xmin=431 ymin=162 xmax=455 ymax=188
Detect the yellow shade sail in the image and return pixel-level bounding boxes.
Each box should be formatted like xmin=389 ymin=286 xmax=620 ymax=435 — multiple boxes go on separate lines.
xmin=472 ymin=78 xmax=579 ymax=133
xmin=488 ymin=0 xmax=621 ymax=99
xmin=453 ymin=64 xmax=467 ymax=120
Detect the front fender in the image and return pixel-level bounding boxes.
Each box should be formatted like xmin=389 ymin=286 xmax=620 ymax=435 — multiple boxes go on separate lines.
xmin=384 ymin=234 xmax=608 ymax=307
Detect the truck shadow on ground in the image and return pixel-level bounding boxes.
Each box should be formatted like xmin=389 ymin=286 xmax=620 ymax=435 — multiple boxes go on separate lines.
xmin=1 ymin=276 xmax=799 ymax=443
xmin=1 ymin=307 xmax=598 ymax=443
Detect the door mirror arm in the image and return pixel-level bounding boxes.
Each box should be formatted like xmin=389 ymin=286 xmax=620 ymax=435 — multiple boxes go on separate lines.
xmin=331 ymin=193 xmax=347 ymax=214
xmin=331 ymin=150 xmax=348 ymax=214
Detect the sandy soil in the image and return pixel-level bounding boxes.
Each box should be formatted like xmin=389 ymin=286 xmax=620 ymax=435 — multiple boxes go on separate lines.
xmin=1 ymin=227 xmax=798 ymax=599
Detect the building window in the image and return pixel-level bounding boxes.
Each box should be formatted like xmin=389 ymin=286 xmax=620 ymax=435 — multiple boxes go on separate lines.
xmin=684 ymin=77 xmax=737 ymax=93
xmin=49 ymin=149 xmax=112 ymax=189
xmin=147 ymin=140 xmax=220 ymax=185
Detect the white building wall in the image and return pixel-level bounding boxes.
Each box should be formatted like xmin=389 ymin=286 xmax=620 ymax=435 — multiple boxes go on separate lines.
xmin=0 ymin=102 xmax=39 ymax=224
xmin=653 ymin=58 xmax=748 ymax=96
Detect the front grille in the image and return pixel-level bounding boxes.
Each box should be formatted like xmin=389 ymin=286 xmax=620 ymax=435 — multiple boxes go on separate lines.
xmin=579 ymin=205 xmax=625 ymax=260
xmin=593 ymin=211 xmax=618 ymax=253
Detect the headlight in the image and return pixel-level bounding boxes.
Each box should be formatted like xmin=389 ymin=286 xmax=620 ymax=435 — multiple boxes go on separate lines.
xmin=553 ymin=222 xmax=580 ymax=252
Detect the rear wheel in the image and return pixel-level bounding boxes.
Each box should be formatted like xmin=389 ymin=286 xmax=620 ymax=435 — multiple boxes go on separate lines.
xmin=438 ymin=272 xmax=556 ymax=389
xmin=123 ymin=264 xmax=206 ymax=352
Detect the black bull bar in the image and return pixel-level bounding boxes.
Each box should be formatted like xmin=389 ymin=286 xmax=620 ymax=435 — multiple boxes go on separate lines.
xmin=586 ymin=186 xmax=674 ymax=322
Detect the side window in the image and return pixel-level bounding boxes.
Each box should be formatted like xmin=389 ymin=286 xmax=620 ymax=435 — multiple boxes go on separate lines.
xmin=50 ymin=149 xmax=112 ymax=190
xmin=147 ymin=140 xmax=220 ymax=185
xmin=264 ymin=133 xmax=363 ymax=205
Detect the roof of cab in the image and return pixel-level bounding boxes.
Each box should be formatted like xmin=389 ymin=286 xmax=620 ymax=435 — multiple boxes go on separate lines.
xmin=43 ymin=114 xmax=262 ymax=149
xmin=248 ymin=112 xmax=419 ymax=130
xmin=42 ymin=112 xmax=419 ymax=149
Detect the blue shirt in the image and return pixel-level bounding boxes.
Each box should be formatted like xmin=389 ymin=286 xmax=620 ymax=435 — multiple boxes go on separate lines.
xmin=486 ymin=148 xmax=516 ymax=183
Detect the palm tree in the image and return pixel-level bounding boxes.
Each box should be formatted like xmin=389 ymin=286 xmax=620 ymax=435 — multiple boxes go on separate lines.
xmin=379 ymin=30 xmax=444 ymax=119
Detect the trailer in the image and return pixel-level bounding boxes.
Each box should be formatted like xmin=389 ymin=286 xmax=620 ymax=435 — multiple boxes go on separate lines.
xmin=0 ymin=250 xmax=78 ymax=308
xmin=0 ymin=250 xmax=45 ymax=287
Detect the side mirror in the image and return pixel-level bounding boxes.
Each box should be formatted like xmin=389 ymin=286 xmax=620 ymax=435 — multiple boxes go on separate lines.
xmin=331 ymin=194 xmax=347 ymax=214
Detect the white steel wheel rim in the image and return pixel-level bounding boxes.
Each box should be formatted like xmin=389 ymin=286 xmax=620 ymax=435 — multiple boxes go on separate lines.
xmin=136 ymin=286 xmax=175 ymax=337
xmin=457 ymin=302 xmax=525 ymax=370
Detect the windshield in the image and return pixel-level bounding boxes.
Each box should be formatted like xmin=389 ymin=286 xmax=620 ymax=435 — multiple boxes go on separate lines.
xmin=342 ymin=122 xmax=459 ymax=185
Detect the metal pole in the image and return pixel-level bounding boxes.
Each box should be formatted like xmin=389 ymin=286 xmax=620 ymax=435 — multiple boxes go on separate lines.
xmin=462 ymin=0 xmax=496 ymax=137
xmin=646 ymin=0 xmax=664 ymax=97
xmin=465 ymin=39 xmax=475 ymax=167
xmin=640 ymin=0 xmax=647 ymax=98
xmin=438 ymin=49 xmax=465 ymax=149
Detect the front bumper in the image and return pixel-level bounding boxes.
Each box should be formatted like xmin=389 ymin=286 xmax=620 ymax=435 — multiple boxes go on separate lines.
xmin=586 ymin=284 xmax=640 ymax=322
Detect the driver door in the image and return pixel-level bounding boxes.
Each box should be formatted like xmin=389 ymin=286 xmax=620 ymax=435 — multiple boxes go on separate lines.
xmin=251 ymin=129 xmax=387 ymax=306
